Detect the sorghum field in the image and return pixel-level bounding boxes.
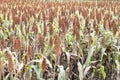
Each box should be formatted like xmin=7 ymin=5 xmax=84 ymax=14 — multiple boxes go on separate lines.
xmin=0 ymin=0 xmax=120 ymax=80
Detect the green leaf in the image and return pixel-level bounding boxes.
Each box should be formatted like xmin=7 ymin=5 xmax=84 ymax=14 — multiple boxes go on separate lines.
xmin=66 ymin=32 xmax=75 ymax=45
xmin=27 ymin=58 xmax=52 ymax=69
xmin=53 ymin=22 xmax=59 ymax=34
xmin=100 ymin=65 xmax=106 ymax=79
xmin=101 ymin=47 xmax=107 ymax=60
xmin=31 ymin=65 xmax=43 ymax=80
xmin=58 ymin=65 xmax=66 ymax=80
xmin=4 ymin=73 xmax=10 ymax=80
xmin=84 ymin=46 xmax=95 ymax=68
xmin=0 ymin=51 xmax=2 ymax=59
xmin=77 ymin=62 xmax=83 ymax=80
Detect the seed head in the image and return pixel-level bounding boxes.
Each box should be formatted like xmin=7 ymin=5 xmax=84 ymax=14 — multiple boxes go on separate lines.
xmin=42 ymin=58 xmax=47 ymax=72
xmin=54 ymin=34 xmax=61 ymax=55
xmin=27 ymin=45 xmax=32 ymax=59
xmin=14 ymin=37 xmax=22 ymax=51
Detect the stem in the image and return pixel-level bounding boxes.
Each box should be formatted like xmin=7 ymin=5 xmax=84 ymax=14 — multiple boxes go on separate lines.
xmin=0 ymin=73 xmax=1 ymax=80
xmin=57 ymin=55 xmax=60 ymax=65
xmin=53 ymin=55 xmax=57 ymax=79
xmin=10 ymin=73 xmax=13 ymax=80
xmin=18 ymin=51 xmax=20 ymax=62
xmin=53 ymin=55 xmax=60 ymax=79
xmin=0 ymin=72 xmax=4 ymax=80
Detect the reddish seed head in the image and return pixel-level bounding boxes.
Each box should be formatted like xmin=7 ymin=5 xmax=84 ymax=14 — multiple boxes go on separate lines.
xmin=112 ymin=20 xmax=118 ymax=34
xmin=8 ymin=35 xmax=13 ymax=43
xmin=54 ymin=34 xmax=61 ymax=55
xmin=89 ymin=35 xmax=93 ymax=45
xmin=73 ymin=15 xmax=80 ymax=36
xmin=85 ymin=17 xmax=89 ymax=28
xmin=118 ymin=29 xmax=120 ymax=38
xmin=49 ymin=10 xmax=54 ymax=24
xmin=22 ymin=13 xmax=27 ymax=24
xmin=44 ymin=23 xmax=47 ymax=37
xmin=24 ymin=53 xmax=29 ymax=64
xmin=25 ymin=25 xmax=30 ymax=35
xmin=76 ymin=30 xmax=80 ymax=41
xmin=93 ymin=20 xmax=98 ymax=35
xmin=14 ymin=37 xmax=22 ymax=51
xmin=0 ymin=38 xmax=5 ymax=50
xmin=8 ymin=54 xmax=14 ymax=73
xmin=49 ymin=23 xmax=53 ymax=35
xmin=27 ymin=45 xmax=32 ymax=59
xmin=3 ymin=49 xmax=14 ymax=73
xmin=96 ymin=13 xmax=101 ymax=24
xmin=73 ymin=15 xmax=80 ymax=29
xmin=38 ymin=33 xmax=45 ymax=48
xmin=33 ymin=22 xmax=38 ymax=35
xmin=43 ymin=11 xmax=46 ymax=21
xmin=61 ymin=16 xmax=69 ymax=34
xmin=104 ymin=20 xmax=107 ymax=30
xmin=0 ymin=60 xmax=4 ymax=75
xmin=42 ymin=58 xmax=47 ymax=72
xmin=93 ymin=20 xmax=97 ymax=29
xmin=108 ymin=20 xmax=112 ymax=30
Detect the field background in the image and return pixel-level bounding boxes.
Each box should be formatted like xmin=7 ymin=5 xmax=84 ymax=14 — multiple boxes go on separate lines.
xmin=0 ymin=0 xmax=120 ymax=80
